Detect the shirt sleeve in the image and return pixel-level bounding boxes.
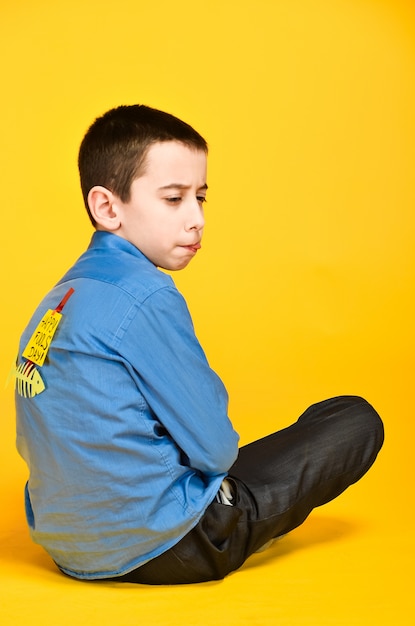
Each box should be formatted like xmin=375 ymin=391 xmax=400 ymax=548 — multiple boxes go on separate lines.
xmin=119 ymin=285 xmax=240 ymax=476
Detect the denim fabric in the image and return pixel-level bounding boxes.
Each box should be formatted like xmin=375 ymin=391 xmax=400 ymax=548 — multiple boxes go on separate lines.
xmin=116 ymin=396 xmax=384 ymax=584
xmin=15 ymin=231 xmax=239 ymax=579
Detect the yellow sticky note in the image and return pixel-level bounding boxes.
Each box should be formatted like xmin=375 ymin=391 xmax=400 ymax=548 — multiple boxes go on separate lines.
xmin=22 ymin=310 xmax=62 ymax=366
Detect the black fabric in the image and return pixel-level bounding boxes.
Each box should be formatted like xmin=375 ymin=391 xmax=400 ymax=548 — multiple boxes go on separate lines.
xmin=107 ymin=396 xmax=384 ymax=584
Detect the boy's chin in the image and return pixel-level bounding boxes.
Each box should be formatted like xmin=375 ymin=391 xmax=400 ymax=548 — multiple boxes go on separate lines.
xmin=158 ymin=259 xmax=192 ymax=271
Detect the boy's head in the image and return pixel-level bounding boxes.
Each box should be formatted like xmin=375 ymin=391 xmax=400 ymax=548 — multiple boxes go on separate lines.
xmin=78 ymin=104 xmax=208 ymax=226
xmin=79 ymin=105 xmax=208 ymax=271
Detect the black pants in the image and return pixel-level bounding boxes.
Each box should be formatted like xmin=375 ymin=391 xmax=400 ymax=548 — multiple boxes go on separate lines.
xmin=113 ymin=396 xmax=384 ymax=584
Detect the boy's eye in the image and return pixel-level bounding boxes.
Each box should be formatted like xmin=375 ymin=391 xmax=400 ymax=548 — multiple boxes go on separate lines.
xmin=165 ymin=196 xmax=207 ymax=205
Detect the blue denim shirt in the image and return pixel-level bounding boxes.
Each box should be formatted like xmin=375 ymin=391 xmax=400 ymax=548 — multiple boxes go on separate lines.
xmin=15 ymin=231 xmax=239 ymax=579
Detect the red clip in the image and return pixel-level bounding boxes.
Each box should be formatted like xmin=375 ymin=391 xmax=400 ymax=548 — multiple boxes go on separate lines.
xmin=54 ymin=287 xmax=75 ymax=313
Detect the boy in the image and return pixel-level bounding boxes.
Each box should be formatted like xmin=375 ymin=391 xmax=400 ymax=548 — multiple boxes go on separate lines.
xmin=15 ymin=105 xmax=384 ymax=584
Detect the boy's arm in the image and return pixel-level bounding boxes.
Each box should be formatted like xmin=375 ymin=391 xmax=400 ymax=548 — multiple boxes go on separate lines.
xmin=120 ymin=286 xmax=239 ymax=476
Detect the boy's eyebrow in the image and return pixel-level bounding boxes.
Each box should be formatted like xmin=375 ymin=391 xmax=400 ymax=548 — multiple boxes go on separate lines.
xmin=158 ymin=183 xmax=208 ymax=191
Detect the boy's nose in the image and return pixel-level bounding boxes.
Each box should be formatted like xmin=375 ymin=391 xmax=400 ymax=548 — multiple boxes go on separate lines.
xmin=186 ymin=201 xmax=205 ymax=231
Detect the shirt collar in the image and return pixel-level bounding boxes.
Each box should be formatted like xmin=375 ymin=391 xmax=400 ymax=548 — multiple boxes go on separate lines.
xmin=89 ymin=231 xmax=151 ymax=264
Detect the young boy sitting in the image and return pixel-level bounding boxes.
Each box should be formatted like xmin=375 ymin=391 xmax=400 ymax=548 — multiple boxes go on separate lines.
xmin=15 ymin=105 xmax=384 ymax=584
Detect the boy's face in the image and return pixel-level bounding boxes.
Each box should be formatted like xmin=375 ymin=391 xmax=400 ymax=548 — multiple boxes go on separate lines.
xmin=115 ymin=141 xmax=207 ymax=271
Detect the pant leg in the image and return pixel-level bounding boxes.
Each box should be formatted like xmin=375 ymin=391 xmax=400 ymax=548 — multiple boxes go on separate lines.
xmin=228 ymin=395 xmax=384 ymax=556
xmin=112 ymin=395 xmax=384 ymax=584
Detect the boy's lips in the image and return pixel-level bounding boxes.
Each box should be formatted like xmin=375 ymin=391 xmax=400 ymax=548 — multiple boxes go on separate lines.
xmin=181 ymin=242 xmax=201 ymax=253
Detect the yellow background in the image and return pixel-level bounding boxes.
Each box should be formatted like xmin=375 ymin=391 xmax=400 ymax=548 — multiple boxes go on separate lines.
xmin=1 ymin=0 xmax=413 ymax=623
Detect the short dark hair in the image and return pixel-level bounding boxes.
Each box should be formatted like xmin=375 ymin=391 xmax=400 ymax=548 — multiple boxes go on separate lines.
xmin=78 ymin=104 xmax=208 ymax=225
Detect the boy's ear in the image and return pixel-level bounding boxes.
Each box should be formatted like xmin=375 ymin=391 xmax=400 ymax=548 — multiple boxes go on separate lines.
xmin=87 ymin=186 xmax=121 ymax=231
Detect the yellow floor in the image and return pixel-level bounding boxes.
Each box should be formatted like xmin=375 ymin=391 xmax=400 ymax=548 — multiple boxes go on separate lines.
xmin=1 ymin=1 xmax=413 ymax=622
xmin=1 ymin=395 xmax=412 ymax=626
